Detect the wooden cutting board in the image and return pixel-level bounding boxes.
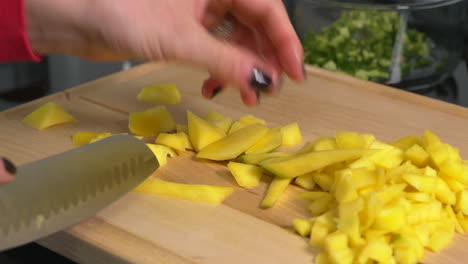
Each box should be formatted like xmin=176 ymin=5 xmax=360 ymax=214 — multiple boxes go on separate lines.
xmin=1 ymin=62 xmax=468 ymax=264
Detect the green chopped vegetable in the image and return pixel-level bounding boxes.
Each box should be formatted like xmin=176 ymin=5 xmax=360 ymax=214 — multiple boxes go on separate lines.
xmin=302 ymin=11 xmax=436 ymax=82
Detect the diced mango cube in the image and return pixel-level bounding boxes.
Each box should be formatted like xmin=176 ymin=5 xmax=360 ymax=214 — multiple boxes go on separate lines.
xmin=391 ymin=136 xmax=422 ymax=151
xmin=227 ymin=162 xmax=263 ymax=188
xmin=293 ymin=218 xmax=312 ymax=237
xmin=294 ymin=173 xmax=316 ymax=190
xmin=357 ymin=239 xmax=392 ymax=264
xmin=281 ymin=122 xmax=302 ymax=147
xmin=333 ymin=170 xmax=358 ymax=203
xmin=455 ymin=190 xmax=468 ymax=215
xmin=427 ymin=229 xmax=454 ymax=252
xmin=308 ymin=194 xmax=333 ymax=216
xmin=369 ymin=147 xmax=403 ymax=169
xmin=155 ymin=132 xmax=192 ymax=151
xmin=405 ymin=144 xmax=429 ymax=167
xmin=435 ymin=177 xmax=456 ymax=205
xmin=23 ymin=102 xmax=76 ymax=130
xmin=405 ymin=192 xmax=431 ymax=203
xmin=335 ymin=131 xmax=366 ymax=149
xmin=372 ymin=204 xmax=406 ymax=231
xmin=313 ymin=173 xmax=334 ymax=192
xmin=422 ymin=130 xmax=442 ymax=149
xmin=310 ymin=211 xmax=336 ymax=248
xmin=402 ymin=173 xmax=436 ymax=193
xmin=137 ymin=84 xmax=180 ymax=104
xmin=129 ymin=106 xmax=176 ymax=137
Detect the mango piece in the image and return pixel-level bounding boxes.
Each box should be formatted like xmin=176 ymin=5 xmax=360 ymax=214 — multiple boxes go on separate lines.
xmin=204 ymin=110 xmax=225 ymax=122
xmin=238 ymin=152 xmax=291 ymax=165
xmin=335 ymin=131 xmax=366 ymax=149
xmin=325 ymin=231 xmax=354 ymax=264
xmin=439 ymin=159 xmax=467 ymax=184
xmin=197 ymin=124 xmax=268 ymax=161
xmin=261 ymin=178 xmax=291 ymax=208
xmin=204 ymin=110 xmax=232 ymax=133
xmin=315 ymin=252 xmax=330 ymax=264
xmin=155 ymin=132 xmax=192 ymax=151
xmin=129 ymin=106 xmax=176 ymax=137
xmin=372 ymin=204 xmax=406 ymax=231
xmin=298 ymin=191 xmax=331 ymax=201
xmin=375 ymin=184 xmax=407 ymax=204
xmin=134 ymin=179 xmax=233 ymax=205
xmin=313 ymin=173 xmax=334 ymax=192
xmin=333 ymin=170 xmax=357 ymax=203
xmin=238 ymin=114 xmax=266 ymax=125
xmin=308 ymin=194 xmax=333 ymax=216
xmin=89 ymin=132 xmax=114 ymax=143
xmin=137 ymin=84 xmax=180 ymax=104
xmin=391 ymin=136 xmax=422 ymax=151
xmin=405 ymin=192 xmax=431 ymax=203
xmin=227 ymin=162 xmax=264 ymax=188
xmin=370 ymin=147 xmax=403 ymax=169
xmin=427 ymin=229 xmax=454 ymax=252
xmin=259 ymin=149 xmax=374 ymax=179
xmin=281 ymin=122 xmax=302 ymax=146
xmin=146 ymin=143 xmax=176 ymax=166
xmin=426 ymin=143 xmax=450 ymax=168
xmin=357 ymin=239 xmax=393 ymax=264
xmin=405 ymin=144 xmax=429 ymax=167
xmin=176 ymin=124 xmax=188 ymax=134
xmin=351 ymin=168 xmax=377 ymax=190
xmin=403 ymin=173 xmax=437 ymax=193
xmin=187 ymin=111 xmax=225 ymax=152
xmin=23 ymin=102 xmax=76 ymax=130
xmin=245 ymin=127 xmax=282 ymax=154
xmin=435 ymin=177 xmax=456 ymax=205
xmin=422 ymin=129 xmax=442 ymax=149
xmin=349 ymin=157 xmax=376 ymax=170
xmin=297 ymin=137 xmax=337 ymax=154
xmin=293 ymin=218 xmax=312 ymax=237
xmin=72 ymin=131 xmax=102 ymax=146
xmin=310 ymin=211 xmax=336 ymax=248
xmin=294 ymin=173 xmax=316 ymax=190
xmin=228 ymin=121 xmax=248 ymax=134
xmin=455 ymin=190 xmax=468 ymax=215
xmin=361 ymin=193 xmax=383 ymax=230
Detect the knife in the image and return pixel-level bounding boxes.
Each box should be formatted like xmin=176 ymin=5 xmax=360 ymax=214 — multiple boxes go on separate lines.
xmin=0 ymin=135 xmax=158 ymax=251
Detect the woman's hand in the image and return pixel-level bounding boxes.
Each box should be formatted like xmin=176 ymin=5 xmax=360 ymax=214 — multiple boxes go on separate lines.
xmin=0 ymin=158 xmax=16 ymax=184
xmin=25 ymin=0 xmax=305 ymax=105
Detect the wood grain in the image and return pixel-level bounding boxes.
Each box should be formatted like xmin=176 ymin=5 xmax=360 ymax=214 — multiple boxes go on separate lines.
xmin=1 ymin=63 xmax=468 ymax=263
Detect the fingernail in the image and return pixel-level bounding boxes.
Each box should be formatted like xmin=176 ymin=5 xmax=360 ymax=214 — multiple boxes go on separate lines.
xmin=211 ymin=87 xmax=222 ymax=99
xmin=250 ymin=68 xmax=272 ymax=91
xmin=2 ymin=158 xmax=16 ymax=175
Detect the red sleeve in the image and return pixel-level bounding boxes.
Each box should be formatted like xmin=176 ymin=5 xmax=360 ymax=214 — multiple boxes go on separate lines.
xmin=0 ymin=0 xmax=41 ymax=62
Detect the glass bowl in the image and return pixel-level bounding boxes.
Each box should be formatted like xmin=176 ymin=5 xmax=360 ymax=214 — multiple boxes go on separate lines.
xmin=286 ymin=0 xmax=466 ymax=91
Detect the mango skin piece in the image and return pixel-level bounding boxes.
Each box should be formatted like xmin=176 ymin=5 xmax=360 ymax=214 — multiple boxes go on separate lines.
xmin=134 ymin=179 xmax=233 ymax=205
xmin=227 ymin=162 xmax=264 ymax=188
xmin=259 ymin=149 xmax=375 ymax=179
xmin=196 ymin=124 xmax=269 ymax=161
xmin=146 ymin=143 xmax=176 ymax=166
xmin=137 ymin=84 xmax=181 ymax=104
xmin=261 ymin=177 xmax=291 ymax=208
xmin=245 ymin=127 xmax=282 ymax=154
xmin=72 ymin=131 xmax=102 ymax=146
xmin=129 ymin=106 xmax=176 ymax=137
xmin=23 ymin=102 xmax=76 ymax=130
xmin=187 ymin=111 xmax=225 ymax=152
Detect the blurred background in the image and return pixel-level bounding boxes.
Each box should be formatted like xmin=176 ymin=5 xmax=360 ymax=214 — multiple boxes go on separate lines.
xmin=0 ymin=0 xmax=467 ymax=263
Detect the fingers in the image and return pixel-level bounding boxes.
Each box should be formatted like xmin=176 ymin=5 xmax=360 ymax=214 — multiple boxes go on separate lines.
xmin=229 ymin=0 xmax=305 ymax=81
xmin=0 ymin=157 xmax=16 ymax=184
xmin=179 ymin=26 xmax=277 ymax=105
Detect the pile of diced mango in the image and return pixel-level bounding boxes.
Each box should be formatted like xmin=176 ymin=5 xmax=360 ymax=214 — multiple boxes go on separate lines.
xmin=22 ymin=84 xmax=468 ymax=264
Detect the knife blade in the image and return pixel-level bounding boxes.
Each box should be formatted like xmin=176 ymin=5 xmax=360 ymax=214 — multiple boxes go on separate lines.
xmin=0 ymin=135 xmax=158 ymax=251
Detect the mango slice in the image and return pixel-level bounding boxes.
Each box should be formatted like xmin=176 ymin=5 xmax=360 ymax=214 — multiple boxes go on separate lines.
xmin=238 ymin=114 xmax=266 ymax=125
xmin=228 ymin=121 xmax=248 ymax=134
xmin=293 ymin=218 xmax=313 ymax=237
xmin=261 ymin=177 xmax=291 ymax=208
xmin=281 ymin=122 xmax=302 ymax=146
xmin=227 ymin=162 xmax=264 ymax=188
xmin=259 ymin=149 xmax=375 ymax=179
xmin=245 ymin=127 xmax=282 ymax=154
xmin=129 ymin=106 xmax=176 ymax=137
xmin=155 ymin=132 xmax=192 ymax=151
xmin=294 ymin=173 xmax=316 ymax=190
xmin=238 ymin=152 xmax=292 ymax=165
xmin=146 ymin=143 xmax=176 ymax=166
xmin=89 ymin=132 xmax=114 ymax=144
xmin=72 ymin=131 xmax=102 ymax=146
xmin=188 ymin=111 xmax=225 ymax=152
xmin=196 ymin=124 xmax=269 ymax=161
xmin=204 ymin=110 xmax=233 ymax=133
xmin=298 ymin=136 xmax=337 ymax=154
xmin=176 ymin=124 xmax=188 ymax=134
xmin=137 ymin=84 xmax=181 ymax=104
xmin=23 ymin=102 xmax=76 ymax=130
xmin=335 ymin=131 xmax=367 ymax=149
xmin=134 ymin=179 xmax=233 ymax=205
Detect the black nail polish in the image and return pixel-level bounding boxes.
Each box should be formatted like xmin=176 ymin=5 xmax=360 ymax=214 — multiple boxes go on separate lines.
xmin=250 ymin=68 xmax=272 ymax=91
xmin=211 ymin=87 xmax=222 ymax=99
xmin=3 ymin=158 xmax=16 ymax=175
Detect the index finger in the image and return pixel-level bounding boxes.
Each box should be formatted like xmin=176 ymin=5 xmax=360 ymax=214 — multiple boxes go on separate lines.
xmin=229 ymin=0 xmax=304 ymax=81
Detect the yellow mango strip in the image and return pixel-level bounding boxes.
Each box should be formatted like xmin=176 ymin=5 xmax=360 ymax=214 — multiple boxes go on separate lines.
xmin=237 ymin=152 xmax=291 ymax=165
xmin=259 ymin=149 xmax=375 ymax=179
xmin=72 ymin=131 xmax=102 ymax=146
xmin=133 ymin=179 xmax=233 ymax=205
xmin=196 ymin=124 xmax=268 ymax=161
xmin=261 ymin=178 xmax=291 ymax=208
xmin=187 ymin=111 xmax=225 ymax=152
xmin=238 ymin=114 xmax=266 ymax=125
xmin=23 ymin=102 xmax=76 ymax=130
xmin=227 ymin=162 xmax=264 ymax=188
xmin=245 ymin=127 xmax=282 ymax=154
xmin=155 ymin=132 xmax=192 ymax=151
xmin=146 ymin=144 xmax=176 ymax=166
xmin=128 ymin=106 xmax=176 ymax=137
xmin=137 ymin=84 xmax=181 ymax=104
xmin=228 ymin=121 xmax=248 ymax=134
xmin=280 ymin=122 xmax=302 ymax=146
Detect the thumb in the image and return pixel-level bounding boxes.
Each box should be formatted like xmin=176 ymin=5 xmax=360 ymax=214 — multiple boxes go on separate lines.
xmin=175 ymin=27 xmax=278 ymax=105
